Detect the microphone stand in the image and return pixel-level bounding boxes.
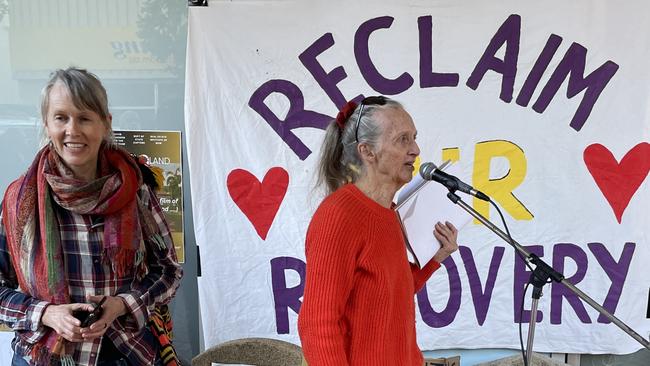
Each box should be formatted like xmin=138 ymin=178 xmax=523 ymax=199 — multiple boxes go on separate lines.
xmin=444 ymin=191 xmax=650 ymax=365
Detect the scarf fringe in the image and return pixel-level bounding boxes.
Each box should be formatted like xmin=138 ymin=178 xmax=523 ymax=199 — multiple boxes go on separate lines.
xmin=136 ymin=248 xmax=149 ymax=280
xmin=60 ymin=355 xmax=75 ymax=366
xmin=135 ymin=248 xmax=145 ymax=266
xmin=150 ymin=233 xmax=166 ymax=250
xmin=105 ymin=246 xmax=149 ymax=280
xmin=28 ymin=343 xmax=50 ymax=366
xmin=107 ymin=247 xmax=137 ymax=277
xmin=26 ymin=335 xmax=74 ymax=366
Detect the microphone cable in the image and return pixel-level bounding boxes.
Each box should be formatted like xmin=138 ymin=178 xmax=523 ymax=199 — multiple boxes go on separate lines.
xmin=489 ymin=199 xmax=536 ymax=366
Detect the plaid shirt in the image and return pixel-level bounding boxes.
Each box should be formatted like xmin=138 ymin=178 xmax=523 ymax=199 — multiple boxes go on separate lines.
xmin=0 ymin=185 xmax=183 ymax=366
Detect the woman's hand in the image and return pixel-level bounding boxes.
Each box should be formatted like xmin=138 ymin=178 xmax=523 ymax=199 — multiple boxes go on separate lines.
xmin=80 ymin=295 xmax=128 ymax=340
xmin=41 ymin=303 xmax=95 ymax=342
xmin=432 ymin=221 xmax=459 ymax=263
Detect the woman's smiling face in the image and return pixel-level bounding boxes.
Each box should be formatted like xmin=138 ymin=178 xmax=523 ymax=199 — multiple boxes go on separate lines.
xmin=44 ymin=82 xmax=110 ymax=181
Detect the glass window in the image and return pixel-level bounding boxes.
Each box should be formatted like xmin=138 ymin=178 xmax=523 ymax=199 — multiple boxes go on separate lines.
xmin=0 ymin=0 xmax=197 ymax=363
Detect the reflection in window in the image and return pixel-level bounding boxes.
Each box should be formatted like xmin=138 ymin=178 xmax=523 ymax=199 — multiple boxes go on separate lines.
xmin=0 ymin=0 xmax=187 ymax=191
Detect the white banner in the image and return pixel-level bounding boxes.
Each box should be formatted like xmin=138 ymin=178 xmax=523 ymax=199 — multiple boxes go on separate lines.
xmin=185 ymin=0 xmax=650 ymax=354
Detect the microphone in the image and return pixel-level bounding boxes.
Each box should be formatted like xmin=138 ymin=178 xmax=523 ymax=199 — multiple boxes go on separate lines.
xmin=419 ymin=162 xmax=490 ymax=201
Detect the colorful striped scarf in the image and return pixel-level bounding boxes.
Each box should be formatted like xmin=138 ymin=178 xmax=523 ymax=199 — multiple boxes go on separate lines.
xmin=1 ymin=143 xmax=162 ymax=365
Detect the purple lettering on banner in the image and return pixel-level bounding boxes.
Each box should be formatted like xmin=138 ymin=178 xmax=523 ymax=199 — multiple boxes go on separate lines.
xmin=417 ymin=16 xmax=459 ymax=88
xmin=270 ymin=256 xmax=306 ymax=334
xmin=249 ymin=79 xmax=333 ymax=160
xmin=416 ymin=256 xmax=461 ymax=328
xmin=516 ymin=34 xmax=563 ymax=107
xmin=459 ymin=245 xmax=505 ymax=325
xmin=466 ymin=14 xmax=521 ymax=103
xmin=531 ymin=42 xmax=619 ymax=131
xmin=299 ymin=33 xmax=363 ymax=109
xmin=588 ymin=242 xmax=635 ymax=323
xmin=355 ymin=16 xmax=414 ymax=95
xmin=513 ymin=245 xmax=543 ymax=323
xmin=550 ymin=243 xmax=591 ymax=324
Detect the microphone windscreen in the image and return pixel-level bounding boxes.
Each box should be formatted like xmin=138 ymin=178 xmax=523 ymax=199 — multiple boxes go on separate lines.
xmin=419 ymin=162 xmax=437 ymax=180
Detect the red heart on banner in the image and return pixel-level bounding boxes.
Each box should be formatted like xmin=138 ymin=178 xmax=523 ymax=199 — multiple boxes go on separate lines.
xmin=227 ymin=167 xmax=289 ymax=240
xmin=583 ymin=143 xmax=650 ymax=223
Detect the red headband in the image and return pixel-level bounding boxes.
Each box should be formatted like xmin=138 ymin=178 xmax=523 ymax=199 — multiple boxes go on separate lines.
xmin=335 ymin=101 xmax=358 ymax=130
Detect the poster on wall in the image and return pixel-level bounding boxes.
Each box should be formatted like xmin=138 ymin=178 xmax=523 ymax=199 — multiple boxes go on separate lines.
xmin=114 ymin=130 xmax=185 ymax=263
xmin=185 ymin=0 xmax=650 ymax=355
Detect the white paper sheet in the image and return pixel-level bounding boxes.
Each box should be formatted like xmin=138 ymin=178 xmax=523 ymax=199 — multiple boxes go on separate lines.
xmin=397 ymin=163 xmax=472 ymax=267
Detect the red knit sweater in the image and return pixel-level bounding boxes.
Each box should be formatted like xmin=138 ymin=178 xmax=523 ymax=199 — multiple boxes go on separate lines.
xmin=298 ymin=184 xmax=441 ymax=366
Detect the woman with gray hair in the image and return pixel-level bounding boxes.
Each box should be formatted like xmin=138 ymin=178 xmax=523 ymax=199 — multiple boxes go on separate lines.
xmin=0 ymin=67 xmax=182 ymax=366
xmin=298 ymin=96 xmax=458 ymax=365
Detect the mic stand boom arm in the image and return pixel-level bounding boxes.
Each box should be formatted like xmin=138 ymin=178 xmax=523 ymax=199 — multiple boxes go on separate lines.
xmin=445 ymin=191 xmax=650 ymax=363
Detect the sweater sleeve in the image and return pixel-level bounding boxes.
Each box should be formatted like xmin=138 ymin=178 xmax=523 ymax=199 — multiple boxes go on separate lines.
xmin=410 ymin=259 xmax=441 ymax=293
xmin=298 ymin=203 xmax=361 ymax=366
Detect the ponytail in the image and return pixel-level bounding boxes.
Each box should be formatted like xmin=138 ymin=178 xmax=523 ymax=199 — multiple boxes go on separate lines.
xmin=316 ymin=121 xmax=347 ymax=194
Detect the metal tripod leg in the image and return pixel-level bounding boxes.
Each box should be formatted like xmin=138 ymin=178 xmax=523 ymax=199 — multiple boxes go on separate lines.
xmin=526 ymin=293 xmax=541 ymax=366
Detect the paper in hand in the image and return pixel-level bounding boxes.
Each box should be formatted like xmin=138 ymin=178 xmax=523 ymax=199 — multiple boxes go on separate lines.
xmin=396 ymin=162 xmax=472 ymax=268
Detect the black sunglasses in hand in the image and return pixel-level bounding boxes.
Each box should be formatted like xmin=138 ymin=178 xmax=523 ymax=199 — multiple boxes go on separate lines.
xmin=74 ymin=296 xmax=106 ymax=328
